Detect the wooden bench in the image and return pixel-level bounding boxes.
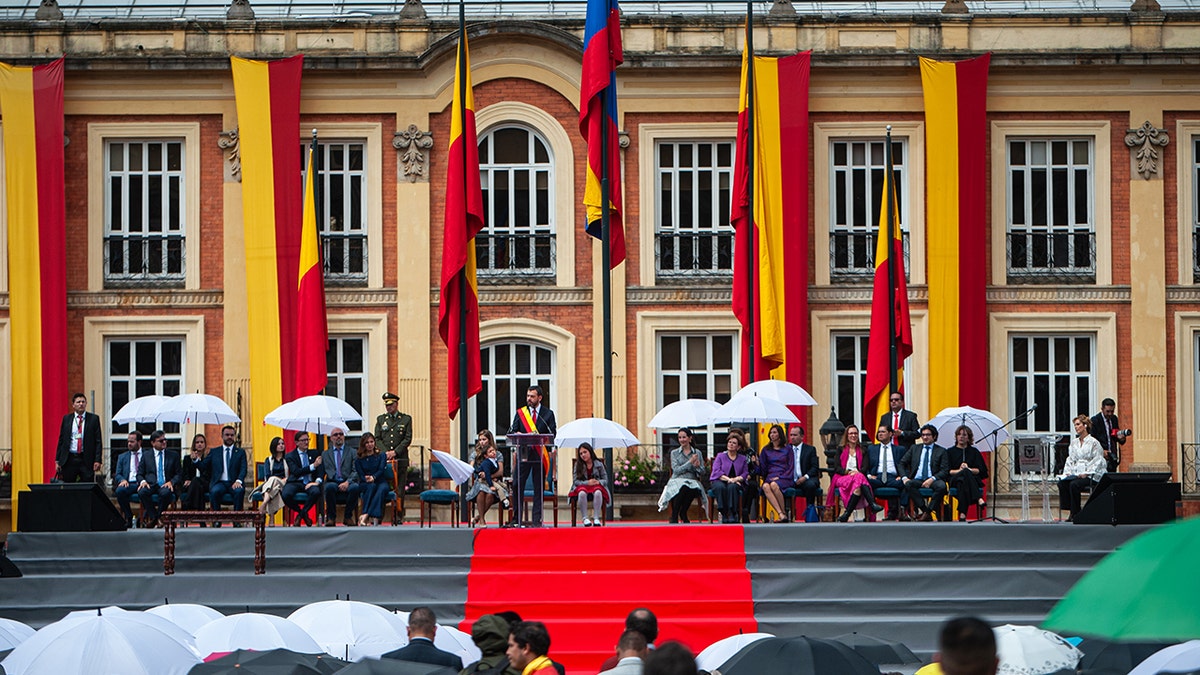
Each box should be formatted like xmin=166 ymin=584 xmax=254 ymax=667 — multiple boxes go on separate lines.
xmin=160 ymin=510 xmax=266 ymax=576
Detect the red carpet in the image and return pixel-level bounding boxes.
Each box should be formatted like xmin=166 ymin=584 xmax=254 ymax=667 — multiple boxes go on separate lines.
xmin=461 ymin=525 xmax=758 ymax=673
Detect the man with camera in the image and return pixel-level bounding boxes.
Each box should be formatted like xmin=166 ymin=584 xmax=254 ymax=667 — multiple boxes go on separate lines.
xmin=1091 ymin=398 xmax=1130 ymax=473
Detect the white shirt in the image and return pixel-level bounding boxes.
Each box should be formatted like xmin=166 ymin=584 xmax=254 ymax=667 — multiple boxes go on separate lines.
xmin=127 ymin=450 xmax=140 ymax=482
xmin=878 ymin=445 xmax=896 ymax=477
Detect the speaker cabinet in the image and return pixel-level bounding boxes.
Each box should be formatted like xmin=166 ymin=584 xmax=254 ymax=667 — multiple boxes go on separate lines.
xmin=16 ymin=483 xmax=125 ymax=532
xmin=1074 ymin=473 xmax=1180 ymax=525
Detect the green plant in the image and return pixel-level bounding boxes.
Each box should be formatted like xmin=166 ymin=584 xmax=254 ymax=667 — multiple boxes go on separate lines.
xmin=614 ymin=455 xmax=660 ymax=488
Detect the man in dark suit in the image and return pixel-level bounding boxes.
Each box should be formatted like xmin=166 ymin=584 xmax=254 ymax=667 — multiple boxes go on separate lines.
xmin=1091 ymin=397 xmax=1128 ymax=473
xmin=507 ymin=384 xmax=557 ymax=527
xmin=879 ymin=392 xmax=921 ymax=447
xmin=207 ymin=425 xmax=247 ymax=514
xmin=136 ymin=430 xmax=182 ymax=526
xmin=900 ymin=424 xmax=949 ymax=521
xmin=382 ymin=606 xmax=464 ymax=670
xmin=283 ymin=431 xmax=323 ymax=526
xmin=867 ymin=424 xmax=909 ymax=520
xmin=55 ymin=392 xmax=103 ymax=483
xmin=788 ymin=425 xmax=821 ymax=506
xmin=321 ymin=427 xmax=360 ymax=526
xmin=112 ymin=431 xmax=143 ymax=528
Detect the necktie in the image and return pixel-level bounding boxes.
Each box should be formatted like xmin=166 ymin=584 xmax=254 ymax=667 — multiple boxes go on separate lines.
xmin=919 ymin=447 xmax=931 ymax=480
xmin=335 ymin=449 xmax=343 ymax=481
xmin=75 ymin=415 xmax=83 ymax=453
xmin=1104 ymin=416 xmax=1112 ymax=443
xmin=223 ymin=448 xmax=231 ymax=482
xmin=881 ymin=446 xmax=891 ymax=480
xmin=157 ymin=450 xmax=165 ymax=484
xmin=893 ymin=412 xmax=900 ymax=430
xmin=130 ymin=451 xmax=139 ymax=481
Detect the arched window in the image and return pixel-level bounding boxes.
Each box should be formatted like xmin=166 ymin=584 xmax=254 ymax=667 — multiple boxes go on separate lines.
xmin=476 ymin=126 xmax=555 ymax=282
xmin=473 ymin=340 xmax=556 ymax=442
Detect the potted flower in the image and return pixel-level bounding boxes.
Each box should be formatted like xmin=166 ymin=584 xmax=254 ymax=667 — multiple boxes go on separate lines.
xmin=613 ymin=455 xmax=661 ymax=494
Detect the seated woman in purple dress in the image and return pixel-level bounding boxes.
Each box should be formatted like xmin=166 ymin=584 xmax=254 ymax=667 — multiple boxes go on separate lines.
xmin=567 ymin=443 xmax=610 ymax=526
xmin=710 ymin=431 xmax=750 ymax=524
xmin=828 ymin=424 xmax=884 ymax=522
xmin=759 ymin=424 xmax=795 ymax=523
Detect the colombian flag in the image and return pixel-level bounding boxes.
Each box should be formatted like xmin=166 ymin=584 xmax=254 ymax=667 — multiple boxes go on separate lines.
xmin=863 ymin=137 xmax=914 ymax=433
xmin=731 ymin=50 xmax=811 ymax=392
xmin=296 ymin=135 xmax=328 ymax=397
xmin=438 ymin=28 xmax=485 ymax=419
xmin=232 ymin=55 xmax=304 ymax=458
xmin=579 ymin=0 xmax=625 ymax=268
xmin=922 ymin=54 xmax=990 ymax=412
xmin=0 ymin=58 xmax=67 ymax=516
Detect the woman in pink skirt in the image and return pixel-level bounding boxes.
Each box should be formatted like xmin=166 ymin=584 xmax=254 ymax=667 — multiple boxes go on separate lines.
xmin=828 ymin=424 xmax=884 ymax=522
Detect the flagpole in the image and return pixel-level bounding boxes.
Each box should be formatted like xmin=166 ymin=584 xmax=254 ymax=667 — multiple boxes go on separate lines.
xmin=885 ymin=126 xmax=899 ymax=398
xmin=600 ymin=51 xmax=615 ymax=522
xmin=307 ymin=129 xmax=328 ymax=461
xmin=457 ymin=1 xmax=471 ymax=524
xmin=744 ymin=1 xmax=756 ymax=386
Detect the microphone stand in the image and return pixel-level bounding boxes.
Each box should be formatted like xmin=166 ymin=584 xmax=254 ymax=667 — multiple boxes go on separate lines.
xmin=968 ymin=405 xmax=1036 ymax=524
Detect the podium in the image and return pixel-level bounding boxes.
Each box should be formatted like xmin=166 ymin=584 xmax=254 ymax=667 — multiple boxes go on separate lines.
xmin=507 ymin=433 xmax=555 ymax=527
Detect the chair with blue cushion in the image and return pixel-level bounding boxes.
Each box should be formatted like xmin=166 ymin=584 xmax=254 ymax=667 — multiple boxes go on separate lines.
xmin=419 ymin=460 xmax=460 ymax=528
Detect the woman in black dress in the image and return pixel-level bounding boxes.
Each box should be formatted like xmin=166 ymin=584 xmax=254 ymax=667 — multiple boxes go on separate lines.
xmin=182 ymin=433 xmax=210 ymax=511
xmin=947 ymin=425 xmax=989 ymax=519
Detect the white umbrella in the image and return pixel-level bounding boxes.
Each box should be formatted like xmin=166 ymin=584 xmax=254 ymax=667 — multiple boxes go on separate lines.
xmin=433 ymin=624 xmax=483 ymax=667
xmin=288 ymin=600 xmax=408 ymax=662
xmin=146 ymin=603 xmax=224 ymax=635
xmin=1 ymin=611 xmax=200 ymax=675
xmin=714 ymin=393 xmax=800 ymax=424
xmin=112 ymin=395 xmax=170 ymax=425
xmin=732 ymin=380 xmax=818 ymax=407
xmin=1128 ymin=639 xmax=1200 ymax=675
xmin=928 ymin=405 xmax=1010 ymax=453
xmin=194 ymin=613 xmax=321 ymax=658
xmin=696 ymin=632 xmax=775 ymax=672
xmin=647 ymin=399 xmax=723 ymax=430
xmin=265 ymin=395 xmax=363 ymax=435
xmin=994 ymin=624 xmax=1082 ymax=675
xmin=154 ymin=393 xmax=240 ymax=426
xmin=0 ymin=618 xmax=35 ymax=651
xmin=554 ymin=417 xmax=640 ymax=449
xmin=431 ymin=449 xmax=475 ymax=486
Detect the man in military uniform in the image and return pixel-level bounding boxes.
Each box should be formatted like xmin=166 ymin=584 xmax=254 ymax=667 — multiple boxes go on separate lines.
xmin=376 ymin=391 xmax=413 ymax=486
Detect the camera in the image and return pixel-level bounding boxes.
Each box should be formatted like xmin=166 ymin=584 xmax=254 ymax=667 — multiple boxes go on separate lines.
xmin=1111 ymin=428 xmax=1132 ymax=438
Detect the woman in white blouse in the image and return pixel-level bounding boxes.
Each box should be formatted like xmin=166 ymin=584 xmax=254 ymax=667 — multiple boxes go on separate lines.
xmin=1057 ymin=414 xmax=1107 ymax=522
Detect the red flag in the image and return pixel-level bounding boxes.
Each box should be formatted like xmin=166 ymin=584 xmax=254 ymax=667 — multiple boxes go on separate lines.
xmin=579 ymin=0 xmax=625 ymax=267
xmin=295 ymin=136 xmax=328 ymax=397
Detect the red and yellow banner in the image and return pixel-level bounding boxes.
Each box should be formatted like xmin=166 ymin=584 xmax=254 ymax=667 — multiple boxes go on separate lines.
xmin=922 ymin=54 xmax=990 ymax=412
xmin=731 ymin=51 xmax=811 ymax=396
xmin=438 ymin=31 xmax=485 ymax=419
xmin=295 ymin=138 xmax=328 ymax=397
xmin=0 ymin=58 xmax=67 ymax=512
xmin=232 ymin=55 xmax=304 ymax=458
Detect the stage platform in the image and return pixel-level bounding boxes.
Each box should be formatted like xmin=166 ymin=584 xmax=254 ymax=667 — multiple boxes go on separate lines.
xmin=0 ymin=520 xmax=1149 ymax=672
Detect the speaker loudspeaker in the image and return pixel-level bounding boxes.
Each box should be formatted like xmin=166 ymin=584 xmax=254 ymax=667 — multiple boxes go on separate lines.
xmin=1074 ymin=477 xmax=1181 ymax=525
xmin=16 ymin=483 xmax=126 ymax=532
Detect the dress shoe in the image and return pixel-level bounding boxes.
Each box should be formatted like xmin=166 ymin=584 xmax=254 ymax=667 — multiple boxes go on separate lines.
xmin=324 ymin=520 xmax=336 ymax=527
xmin=919 ymin=511 xmax=934 ymax=522
xmin=898 ymin=512 xmax=914 ymax=522
xmin=884 ymin=513 xmax=899 ymax=521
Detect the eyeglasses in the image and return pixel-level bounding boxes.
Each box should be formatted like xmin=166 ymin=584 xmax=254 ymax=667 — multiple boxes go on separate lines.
xmin=331 ymin=433 xmax=345 ymax=437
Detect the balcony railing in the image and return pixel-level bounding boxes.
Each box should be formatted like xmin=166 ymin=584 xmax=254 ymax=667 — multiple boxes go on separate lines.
xmin=656 ymin=231 xmax=734 ymax=280
xmin=1182 ymin=444 xmax=1199 ymax=496
xmin=1192 ymin=230 xmax=1200 ymax=284
xmin=1007 ymin=230 xmax=1096 ymax=284
xmin=829 ymin=230 xmax=911 ymax=282
xmin=475 ymin=232 xmax=556 ymax=283
xmin=322 ymin=232 xmax=367 ymax=285
xmin=104 ymin=233 xmax=185 ymax=288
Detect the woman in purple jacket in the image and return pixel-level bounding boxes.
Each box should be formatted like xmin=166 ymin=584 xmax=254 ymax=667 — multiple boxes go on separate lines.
xmin=759 ymin=424 xmax=796 ymax=523
xmin=710 ymin=431 xmax=750 ymax=524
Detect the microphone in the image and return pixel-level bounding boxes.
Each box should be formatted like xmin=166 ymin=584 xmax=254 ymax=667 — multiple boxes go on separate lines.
xmin=1030 ymin=403 xmax=1038 ymax=411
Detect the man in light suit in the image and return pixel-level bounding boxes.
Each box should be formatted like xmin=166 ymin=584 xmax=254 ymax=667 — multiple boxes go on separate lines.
xmin=113 ymin=431 xmax=144 ymax=528
xmin=207 ymin=425 xmax=247 ymax=517
xmin=788 ymin=425 xmax=822 ymax=506
xmin=598 ymin=630 xmax=648 ymax=675
xmin=506 ymin=384 xmax=557 ymax=527
xmin=900 ymin=424 xmax=950 ymax=521
xmin=283 ymin=431 xmax=323 ymax=526
xmin=55 ymin=393 xmax=103 ymax=483
xmin=136 ymin=430 xmax=182 ymax=526
xmin=321 ymin=428 xmax=360 ymax=526
xmin=381 ymin=607 xmax=464 ymax=670
xmin=879 ymin=392 xmax=921 ymax=447
xmin=867 ymin=424 xmax=909 ymax=520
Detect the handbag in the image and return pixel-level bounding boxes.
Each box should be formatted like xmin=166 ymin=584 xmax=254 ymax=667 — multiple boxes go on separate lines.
xmin=804 ymin=504 xmax=820 ymax=523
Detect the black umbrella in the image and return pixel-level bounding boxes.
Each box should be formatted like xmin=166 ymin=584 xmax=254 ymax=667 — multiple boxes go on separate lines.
xmin=334 ymin=659 xmax=459 ymax=675
xmin=1075 ymin=638 xmax=1177 ymax=674
xmin=718 ymin=636 xmax=880 ymax=675
xmin=831 ymin=632 xmax=921 ymax=666
xmin=189 ymin=648 xmax=350 ymax=675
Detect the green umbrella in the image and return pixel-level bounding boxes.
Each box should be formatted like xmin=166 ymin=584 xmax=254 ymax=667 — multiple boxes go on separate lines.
xmin=1043 ymin=516 xmax=1200 ymax=641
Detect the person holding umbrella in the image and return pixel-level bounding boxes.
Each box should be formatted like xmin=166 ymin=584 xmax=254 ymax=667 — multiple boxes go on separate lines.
xmin=947 ymin=425 xmax=989 ymax=520
xmin=1057 ymin=414 xmax=1106 ymax=522
xmin=567 ymin=442 xmax=609 ymax=527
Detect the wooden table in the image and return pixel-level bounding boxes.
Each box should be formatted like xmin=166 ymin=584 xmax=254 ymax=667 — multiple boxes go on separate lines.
xmin=160 ymin=510 xmax=267 ymax=575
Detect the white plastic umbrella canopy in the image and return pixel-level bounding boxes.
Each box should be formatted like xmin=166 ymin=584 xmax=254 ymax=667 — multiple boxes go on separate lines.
xmin=112 ymin=395 xmax=171 ymax=425
xmin=714 ymin=393 xmax=800 ymax=424
xmin=146 ymin=603 xmax=224 ymax=635
xmin=994 ymin=624 xmax=1083 ymax=675
xmin=1128 ymin=639 xmax=1200 ymax=675
xmin=928 ymin=405 xmax=1010 ymax=453
xmin=732 ymin=380 xmax=818 ymax=407
xmin=648 ymin=399 xmax=723 ymax=430
xmin=0 ymin=618 xmax=35 ymax=651
xmin=695 ymin=632 xmax=775 ymax=672
xmin=554 ymin=417 xmax=640 ymax=449
xmin=154 ymin=393 xmax=241 ymax=426
xmin=288 ymin=600 xmax=408 ymax=662
xmin=1 ymin=612 xmax=201 ymax=675
xmin=434 ymin=624 xmax=483 ymax=667
xmin=431 ymin=449 xmax=475 ymax=486
xmin=265 ymin=395 xmax=363 ymax=435
xmin=194 ymin=613 xmax=322 ymax=658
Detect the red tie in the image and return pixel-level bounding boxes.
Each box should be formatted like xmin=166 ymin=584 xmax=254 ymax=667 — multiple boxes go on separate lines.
xmin=75 ymin=415 xmax=83 ymax=453
xmin=893 ymin=413 xmax=900 ymax=430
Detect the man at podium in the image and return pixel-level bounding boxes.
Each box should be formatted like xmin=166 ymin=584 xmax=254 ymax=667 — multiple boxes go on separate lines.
xmin=507 ymin=385 xmax=557 ymax=527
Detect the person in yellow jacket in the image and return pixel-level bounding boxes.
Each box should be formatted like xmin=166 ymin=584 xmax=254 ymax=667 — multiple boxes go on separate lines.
xmin=505 ymin=622 xmax=557 ymax=675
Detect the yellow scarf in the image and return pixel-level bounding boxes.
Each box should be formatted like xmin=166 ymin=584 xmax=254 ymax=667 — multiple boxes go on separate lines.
xmin=522 ymin=655 xmax=554 ymax=675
